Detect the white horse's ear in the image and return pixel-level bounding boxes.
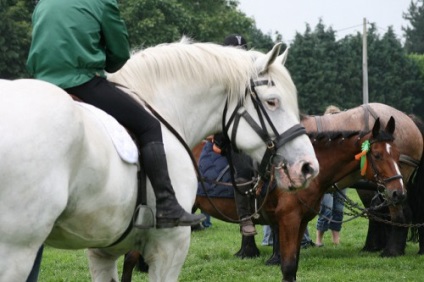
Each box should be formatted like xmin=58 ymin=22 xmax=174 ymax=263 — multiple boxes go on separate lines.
xmin=254 ymin=42 xmax=283 ymax=74
xmin=277 ymin=47 xmax=289 ymax=66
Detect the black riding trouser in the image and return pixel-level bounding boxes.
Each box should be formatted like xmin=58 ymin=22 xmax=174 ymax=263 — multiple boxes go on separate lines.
xmin=65 ymin=76 xmax=161 ymax=146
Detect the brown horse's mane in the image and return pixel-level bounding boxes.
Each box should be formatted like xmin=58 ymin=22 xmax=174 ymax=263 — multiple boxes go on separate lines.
xmin=307 ymin=130 xmax=366 ymax=143
xmin=307 ymin=130 xmax=395 ymax=147
xmin=301 ymin=110 xmax=395 ymax=144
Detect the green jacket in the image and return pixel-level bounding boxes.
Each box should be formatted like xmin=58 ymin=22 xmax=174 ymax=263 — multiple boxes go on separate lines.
xmin=26 ymin=0 xmax=130 ymax=89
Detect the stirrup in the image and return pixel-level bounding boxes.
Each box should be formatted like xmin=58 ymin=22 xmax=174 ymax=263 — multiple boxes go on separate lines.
xmin=133 ymin=204 xmax=155 ymax=229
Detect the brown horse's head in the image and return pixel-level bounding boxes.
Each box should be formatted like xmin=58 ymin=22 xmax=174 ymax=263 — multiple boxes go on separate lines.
xmin=360 ymin=117 xmax=405 ymax=204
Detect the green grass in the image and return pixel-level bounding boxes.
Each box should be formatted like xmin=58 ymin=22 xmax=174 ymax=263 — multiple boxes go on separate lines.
xmin=38 ymin=190 xmax=424 ymax=281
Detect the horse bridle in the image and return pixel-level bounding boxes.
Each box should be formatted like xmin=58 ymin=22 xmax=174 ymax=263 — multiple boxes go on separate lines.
xmin=366 ymin=139 xmax=403 ymax=194
xmin=222 ymin=79 xmax=306 ymax=181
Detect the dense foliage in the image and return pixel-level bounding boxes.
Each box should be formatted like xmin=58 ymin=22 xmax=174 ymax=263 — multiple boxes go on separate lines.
xmin=0 ymin=0 xmax=34 ymax=79
xmin=1 ymin=0 xmax=424 ymax=118
xmin=404 ymin=0 xmax=424 ymax=53
xmin=288 ymin=21 xmax=424 ymax=117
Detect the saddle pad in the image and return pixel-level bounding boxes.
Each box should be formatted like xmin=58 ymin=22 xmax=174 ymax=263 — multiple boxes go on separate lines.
xmin=76 ymin=102 xmax=138 ymax=164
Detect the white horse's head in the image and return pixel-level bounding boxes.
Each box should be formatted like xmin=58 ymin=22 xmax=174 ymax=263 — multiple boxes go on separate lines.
xmin=108 ymin=40 xmax=319 ymax=191
xmin=221 ymin=44 xmax=319 ymax=190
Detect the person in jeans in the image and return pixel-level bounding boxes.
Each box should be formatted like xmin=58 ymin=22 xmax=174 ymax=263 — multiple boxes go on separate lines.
xmin=315 ymin=105 xmax=345 ymax=246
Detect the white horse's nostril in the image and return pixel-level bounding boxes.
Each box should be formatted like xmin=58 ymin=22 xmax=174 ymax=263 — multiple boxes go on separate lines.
xmin=301 ymin=162 xmax=314 ymax=177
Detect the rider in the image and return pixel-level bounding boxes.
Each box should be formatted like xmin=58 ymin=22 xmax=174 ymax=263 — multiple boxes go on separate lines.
xmin=197 ymin=34 xmax=256 ymax=236
xmin=26 ymin=0 xmax=205 ymax=228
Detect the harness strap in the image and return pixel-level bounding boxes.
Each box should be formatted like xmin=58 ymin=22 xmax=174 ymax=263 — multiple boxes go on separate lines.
xmin=213 ymin=165 xmax=230 ymax=188
xmin=275 ymin=124 xmax=307 ymax=149
xmin=314 ymin=116 xmax=323 ymax=133
xmin=362 ymin=104 xmax=379 ymax=131
xmin=106 ymin=169 xmax=144 ymax=248
xmin=400 ymin=154 xmax=420 ymax=167
xmin=239 ymin=108 xmax=270 ymax=142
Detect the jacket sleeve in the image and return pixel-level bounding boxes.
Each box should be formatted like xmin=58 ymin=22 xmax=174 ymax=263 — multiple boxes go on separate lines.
xmin=101 ymin=0 xmax=131 ymax=73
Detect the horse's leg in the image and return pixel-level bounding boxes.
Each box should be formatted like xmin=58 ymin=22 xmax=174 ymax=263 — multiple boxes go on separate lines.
xmin=121 ymin=251 xmax=140 ymax=282
xmin=265 ymin=224 xmax=280 ymax=265
xmin=362 ymin=219 xmax=388 ymax=252
xmin=234 ymin=234 xmax=260 ymax=258
xmin=0 ymin=243 xmax=42 ymax=281
xmin=27 ymin=245 xmax=44 ymax=282
xmin=381 ymin=204 xmax=408 ymax=257
xmin=142 ymin=228 xmax=190 ymax=282
xmin=278 ymin=213 xmax=302 ymax=282
xmin=356 ymin=189 xmax=389 ymax=252
xmin=417 ymin=226 xmax=424 ymax=255
xmin=87 ymin=249 xmax=120 ymax=282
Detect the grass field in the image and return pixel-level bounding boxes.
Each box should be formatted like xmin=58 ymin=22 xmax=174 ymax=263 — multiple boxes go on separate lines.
xmin=38 ymin=189 xmax=424 ymax=281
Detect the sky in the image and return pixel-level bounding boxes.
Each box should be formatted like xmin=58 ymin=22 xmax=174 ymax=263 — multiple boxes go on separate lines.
xmin=237 ymin=0 xmax=412 ymax=43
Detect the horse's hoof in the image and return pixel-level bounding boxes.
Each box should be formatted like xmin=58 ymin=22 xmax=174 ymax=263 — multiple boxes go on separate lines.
xmin=265 ymin=256 xmax=280 ymax=266
xmin=380 ymin=249 xmax=403 ymax=257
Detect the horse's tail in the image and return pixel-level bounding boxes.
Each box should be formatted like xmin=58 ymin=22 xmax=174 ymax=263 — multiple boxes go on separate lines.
xmin=407 ymin=114 xmax=424 ymax=223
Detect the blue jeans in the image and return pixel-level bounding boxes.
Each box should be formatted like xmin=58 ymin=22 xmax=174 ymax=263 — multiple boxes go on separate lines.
xmin=201 ymin=211 xmax=212 ymax=228
xmin=316 ymin=189 xmax=346 ymax=232
xmin=262 ymin=225 xmax=273 ymax=245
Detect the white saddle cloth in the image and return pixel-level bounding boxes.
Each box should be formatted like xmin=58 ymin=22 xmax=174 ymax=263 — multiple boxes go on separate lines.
xmin=76 ymin=102 xmax=139 ymax=164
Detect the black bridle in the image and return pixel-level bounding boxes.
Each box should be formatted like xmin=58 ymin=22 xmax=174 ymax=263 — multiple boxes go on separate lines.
xmin=222 ymin=79 xmax=306 ymax=181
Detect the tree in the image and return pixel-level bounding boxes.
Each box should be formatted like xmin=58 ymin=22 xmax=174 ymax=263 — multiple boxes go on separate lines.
xmin=120 ymin=0 xmax=264 ymax=48
xmin=367 ymin=27 xmax=421 ymax=113
xmin=408 ymin=53 xmax=424 ymax=118
xmin=288 ymin=20 xmax=343 ymax=114
xmin=0 ymin=0 xmax=34 ymax=79
xmin=403 ymin=0 xmax=424 ymax=54
xmin=287 ymin=20 xmax=424 ymax=118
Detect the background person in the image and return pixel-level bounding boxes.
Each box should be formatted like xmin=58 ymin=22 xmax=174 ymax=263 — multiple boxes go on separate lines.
xmin=315 ymin=105 xmax=346 ymax=246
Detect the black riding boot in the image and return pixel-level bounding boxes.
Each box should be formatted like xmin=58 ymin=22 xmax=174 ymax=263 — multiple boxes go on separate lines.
xmin=141 ymin=142 xmax=206 ymax=228
xmin=234 ymin=179 xmax=257 ymax=236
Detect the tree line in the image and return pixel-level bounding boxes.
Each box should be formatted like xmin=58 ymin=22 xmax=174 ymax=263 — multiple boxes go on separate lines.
xmin=1 ymin=0 xmax=424 ymax=118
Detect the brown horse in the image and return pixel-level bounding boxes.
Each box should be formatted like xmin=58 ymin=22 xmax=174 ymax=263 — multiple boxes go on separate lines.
xmin=121 ymin=103 xmax=424 ymax=282
xmin=193 ymin=103 xmax=423 ymax=282
xmin=356 ymin=114 xmax=424 ymax=255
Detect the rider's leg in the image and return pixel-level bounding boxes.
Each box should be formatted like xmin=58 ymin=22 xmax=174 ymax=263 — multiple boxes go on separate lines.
xmin=65 ymin=77 xmax=205 ymax=228
xmin=231 ymin=152 xmax=256 ymax=236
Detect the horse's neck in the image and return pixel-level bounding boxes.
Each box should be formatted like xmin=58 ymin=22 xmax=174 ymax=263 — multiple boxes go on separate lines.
xmin=314 ymin=137 xmax=363 ymax=188
xmin=143 ymin=86 xmax=227 ymax=148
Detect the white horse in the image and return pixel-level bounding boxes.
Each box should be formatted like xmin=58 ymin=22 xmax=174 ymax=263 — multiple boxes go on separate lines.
xmin=0 ymin=39 xmax=319 ymax=281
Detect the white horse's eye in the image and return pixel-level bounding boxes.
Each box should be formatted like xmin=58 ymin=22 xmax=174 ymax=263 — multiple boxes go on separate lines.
xmin=266 ymin=98 xmax=279 ymax=110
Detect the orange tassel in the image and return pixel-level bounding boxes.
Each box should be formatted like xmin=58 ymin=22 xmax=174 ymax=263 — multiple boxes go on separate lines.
xmin=354 ymin=150 xmax=367 ymax=160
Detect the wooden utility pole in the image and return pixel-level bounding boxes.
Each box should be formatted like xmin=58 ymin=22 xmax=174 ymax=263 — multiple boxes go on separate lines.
xmin=362 ymin=18 xmax=369 ymax=104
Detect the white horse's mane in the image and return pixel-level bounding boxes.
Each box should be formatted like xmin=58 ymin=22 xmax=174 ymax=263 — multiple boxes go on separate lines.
xmin=108 ymin=38 xmax=256 ymax=104
xmin=108 ymin=37 xmax=299 ymax=114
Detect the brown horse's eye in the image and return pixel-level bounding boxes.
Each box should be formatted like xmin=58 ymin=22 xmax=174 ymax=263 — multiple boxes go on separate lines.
xmin=374 ymin=152 xmax=382 ymax=160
